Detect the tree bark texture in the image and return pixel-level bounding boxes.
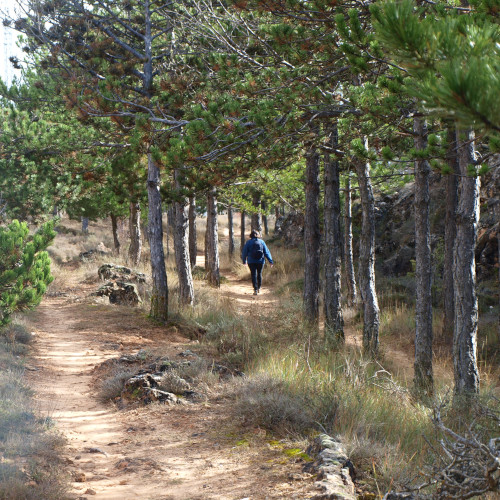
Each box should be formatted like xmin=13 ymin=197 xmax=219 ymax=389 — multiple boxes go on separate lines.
xmin=206 ymin=187 xmax=220 ymax=287
xmin=354 ymin=148 xmax=380 ymax=355
xmin=111 ymin=213 xmax=120 ymax=255
xmin=413 ymin=117 xmax=434 ymax=394
xmin=228 ymin=203 xmax=235 ymax=256
xmin=189 ymin=196 xmax=197 ymax=269
xmin=453 ymin=128 xmax=480 ymax=395
xmin=443 ymin=127 xmax=459 ymax=340
xmin=204 ymin=214 xmax=209 ymax=271
xmin=344 ymin=172 xmax=357 ymax=306
xmin=303 ymin=145 xmax=321 ymax=326
xmin=82 ymin=217 xmax=89 ymax=234
xmin=262 ymin=201 xmax=269 ymax=235
xmin=166 ymin=205 xmax=175 ymax=258
xmin=251 ymin=192 xmax=262 ymax=233
xmin=240 ymin=211 xmax=246 ymax=251
xmin=274 ymin=205 xmax=280 ymax=233
xmin=323 ymin=122 xmax=344 ymax=343
xmin=147 ymin=154 xmax=168 ymax=321
xmin=173 ymin=171 xmax=194 ymax=306
xmin=128 ymin=201 xmax=142 ymax=265
xmin=496 ymin=200 xmax=500 ymax=344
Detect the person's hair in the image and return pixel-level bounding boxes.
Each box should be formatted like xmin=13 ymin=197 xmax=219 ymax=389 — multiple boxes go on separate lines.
xmin=250 ymin=230 xmax=260 ymax=239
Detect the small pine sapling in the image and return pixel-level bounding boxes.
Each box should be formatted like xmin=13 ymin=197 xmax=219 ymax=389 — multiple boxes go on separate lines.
xmin=0 ymin=220 xmax=55 ymax=326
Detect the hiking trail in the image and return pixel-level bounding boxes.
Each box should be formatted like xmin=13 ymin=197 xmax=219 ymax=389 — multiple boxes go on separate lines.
xmin=26 ymin=262 xmax=316 ymax=500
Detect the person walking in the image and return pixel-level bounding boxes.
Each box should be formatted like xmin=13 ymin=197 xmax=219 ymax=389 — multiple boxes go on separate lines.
xmin=241 ymin=230 xmax=273 ymax=295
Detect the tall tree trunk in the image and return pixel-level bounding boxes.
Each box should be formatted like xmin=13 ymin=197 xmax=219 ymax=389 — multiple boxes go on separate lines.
xmin=344 ymin=171 xmax=357 ymax=306
xmin=128 ymin=201 xmax=142 ymax=265
xmin=147 ymin=154 xmax=168 ymax=321
xmin=262 ymin=201 xmax=269 ymax=235
xmin=453 ymin=128 xmax=480 ymax=395
xmin=413 ymin=117 xmax=433 ymax=394
xmin=168 ymin=205 xmax=176 ymax=257
xmin=204 ymin=219 xmax=209 ymax=271
xmin=111 ymin=213 xmax=120 ymax=255
xmin=206 ymin=187 xmax=220 ymax=287
xmin=274 ymin=205 xmax=280 ymax=233
xmin=303 ymin=144 xmax=321 ymax=326
xmin=189 ymin=196 xmax=197 ymax=269
xmin=354 ymin=144 xmax=380 ymax=355
xmin=173 ymin=171 xmax=194 ymax=306
xmin=82 ymin=217 xmax=89 ymax=234
xmin=496 ymin=200 xmax=500 ymax=345
xmin=228 ymin=203 xmax=235 ymax=256
xmin=240 ymin=211 xmax=246 ymax=251
xmin=324 ymin=122 xmax=344 ymax=343
xmin=251 ymin=192 xmax=262 ymax=233
xmin=496 ymin=200 xmax=500 ymax=344
xmin=443 ymin=127 xmax=459 ymax=340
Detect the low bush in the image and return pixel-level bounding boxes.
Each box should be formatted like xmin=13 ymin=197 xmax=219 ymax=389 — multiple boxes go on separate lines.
xmin=232 ymin=375 xmax=314 ymax=436
xmin=98 ymin=368 xmax=137 ymax=402
xmin=158 ymin=371 xmax=191 ymax=394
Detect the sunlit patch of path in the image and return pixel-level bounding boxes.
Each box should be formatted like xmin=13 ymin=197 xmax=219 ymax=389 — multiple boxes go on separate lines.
xmin=195 ymin=254 xmax=279 ymax=316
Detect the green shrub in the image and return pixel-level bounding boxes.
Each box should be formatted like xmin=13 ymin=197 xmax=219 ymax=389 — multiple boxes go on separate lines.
xmin=0 ymin=220 xmax=55 ymax=326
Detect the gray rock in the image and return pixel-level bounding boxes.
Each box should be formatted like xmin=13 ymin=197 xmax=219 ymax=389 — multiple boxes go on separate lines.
xmin=382 ymin=245 xmax=415 ymax=276
xmin=275 ymin=212 xmax=305 ymax=247
xmin=98 ymin=263 xmax=146 ymax=283
xmin=310 ymin=434 xmax=356 ymax=500
xmin=93 ymin=281 xmax=141 ymax=306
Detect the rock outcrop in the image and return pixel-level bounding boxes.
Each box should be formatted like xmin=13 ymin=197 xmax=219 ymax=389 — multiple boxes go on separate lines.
xmin=92 ymin=264 xmax=147 ymax=306
xmin=79 ymin=242 xmax=112 ymax=261
xmin=275 ymin=212 xmax=305 ymax=247
xmin=97 ymin=264 xmax=146 ymax=283
xmin=309 ymin=434 xmax=356 ymax=500
xmin=93 ymin=281 xmax=142 ymax=306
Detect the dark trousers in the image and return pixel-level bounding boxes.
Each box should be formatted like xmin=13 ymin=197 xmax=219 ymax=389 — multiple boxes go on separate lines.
xmin=248 ymin=262 xmax=264 ymax=290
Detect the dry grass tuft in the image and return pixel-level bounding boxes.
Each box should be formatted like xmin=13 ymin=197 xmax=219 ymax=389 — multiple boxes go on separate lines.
xmin=0 ymin=324 xmax=69 ymax=499
xmin=231 ymin=375 xmax=314 ymax=436
xmin=98 ymin=367 xmax=137 ymax=402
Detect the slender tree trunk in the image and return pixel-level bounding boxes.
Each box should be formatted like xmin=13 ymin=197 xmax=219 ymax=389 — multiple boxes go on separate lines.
xmin=168 ymin=205 xmax=176 ymax=257
xmin=111 ymin=213 xmax=120 ymax=255
xmin=189 ymin=196 xmax=197 ymax=269
xmin=443 ymin=127 xmax=459 ymax=340
xmin=303 ymin=144 xmax=321 ymax=326
xmin=128 ymin=201 xmax=142 ymax=265
xmin=204 ymin=219 xmax=209 ymax=271
xmin=147 ymin=154 xmax=168 ymax=321
xmin=354 ymin=144 xmax=380 ymax=355
xmin=324 ymin=122 xmax=344 ymax=343
xmin=173 ymin=171 xmax=194 ymax=306
xmin=262 ymin=201 xmax=269 ymax=235
xmin=206 ymin=187 xmax=220 ymax=287
xmin=82 ymin=217 xmax=89 ymax=234
xmin=413 ymin=117 xmax=433 ymax=394
xmin=240 ymin=211 xmax=246 ymax=251
xmin=496 ymin=201 xmax=500 ymax=344
xmin=344 ymin=171 xmax=357 ymax=306
xmin=251 ymin=192 xmax=262 ymax=233
xmin=453 ymin=128 xmax=480 ymax=396
xmin=228 ymin=203 xmax=235 ymax=256
xmin=274 ymin=205 xmax=280 ymax=233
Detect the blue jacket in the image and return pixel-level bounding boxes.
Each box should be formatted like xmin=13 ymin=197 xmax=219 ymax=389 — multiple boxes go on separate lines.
xmin=242 ymin=238 xmax=273 ymax=265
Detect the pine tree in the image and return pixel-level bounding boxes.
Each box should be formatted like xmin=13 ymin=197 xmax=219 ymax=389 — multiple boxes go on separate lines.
xmin=0 ymin=220 xmax=55 ymax=326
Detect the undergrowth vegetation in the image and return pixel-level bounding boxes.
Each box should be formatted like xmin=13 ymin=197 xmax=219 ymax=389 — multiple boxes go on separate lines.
xmin=45 ymin=216 xmax=499 ymax=496
xmin=0 ymin=323 xmax=68 ymax=500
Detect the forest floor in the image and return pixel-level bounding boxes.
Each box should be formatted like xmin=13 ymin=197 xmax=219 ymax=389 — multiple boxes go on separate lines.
xmin=25 ymin=255 xmax=322 ymax=500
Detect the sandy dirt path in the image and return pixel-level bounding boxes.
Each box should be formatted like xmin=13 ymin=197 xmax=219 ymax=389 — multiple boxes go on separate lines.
xmin=26 ymin=266 xmax=317 ymax=500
